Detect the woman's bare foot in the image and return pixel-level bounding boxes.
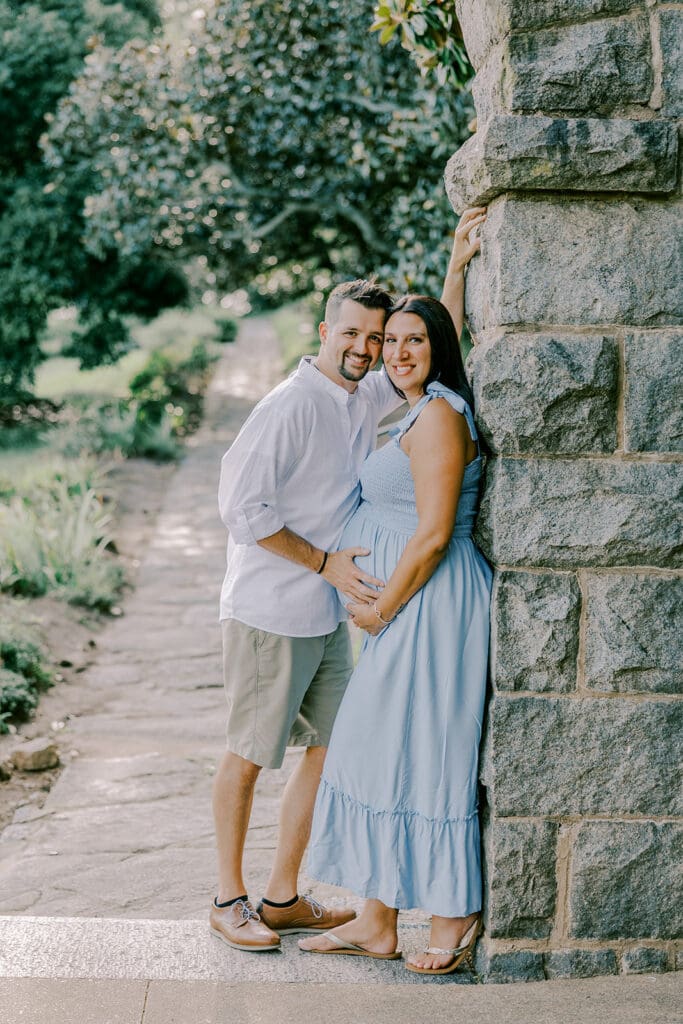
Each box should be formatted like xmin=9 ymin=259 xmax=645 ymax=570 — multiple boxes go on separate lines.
xmin=298 ymin=901 xmax=398 ymax=955
xmin=406 ymin=911 xmax=480 ymax=972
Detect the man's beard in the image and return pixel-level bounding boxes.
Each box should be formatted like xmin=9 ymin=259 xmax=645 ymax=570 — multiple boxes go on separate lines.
xmin=339 ymin=355 xmax=370 ymax=381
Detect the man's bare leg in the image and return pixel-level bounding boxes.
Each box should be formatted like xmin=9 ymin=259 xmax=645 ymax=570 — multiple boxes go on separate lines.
xmin=262 ymin=745 xmax=326 ymax=902
xmin=213 ymin=749 xmax=261 ymax=902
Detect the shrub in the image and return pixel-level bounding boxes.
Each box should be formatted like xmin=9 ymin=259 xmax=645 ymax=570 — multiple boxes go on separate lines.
xmin=371 ymin=0 xmax=473 ymax=88
xmin=0 ymin=397 xmax=61 ymax=452
xmin=58 ymin=399 xmax=140 ymax=459
xmin=0 ymin=602 xmax=53 ymax=732
xmin=215 ymin=317 xmax=238 ymax=344
xmin=61 ymin=554 xmax=126 ymax=611
xmin=129 ymin=340 xmax=216 ymax=437
xmin=59 ymin=398 xmax=181 ymax=462
xmin=0 ymin=610 xmax=52 ymax=690
xmin=0 ymin=669 xmax=38 ymax=731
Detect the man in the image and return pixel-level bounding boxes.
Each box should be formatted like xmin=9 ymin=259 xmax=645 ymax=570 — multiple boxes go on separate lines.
xmin=211 ymin=279 xmax=402 ymax=951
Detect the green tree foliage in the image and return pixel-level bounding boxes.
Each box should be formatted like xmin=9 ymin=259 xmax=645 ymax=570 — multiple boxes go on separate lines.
xmin=371 ymin=1 xmax=472 ymax=88
xmin=45 ymin=0 xmax=473 ymax=319
xmin=0 ymin=0 xmax=178 ymax=395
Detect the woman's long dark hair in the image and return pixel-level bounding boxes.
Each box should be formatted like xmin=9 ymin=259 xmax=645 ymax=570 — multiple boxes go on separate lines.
xmin=386 ymin=295 xmax=475 ymax=410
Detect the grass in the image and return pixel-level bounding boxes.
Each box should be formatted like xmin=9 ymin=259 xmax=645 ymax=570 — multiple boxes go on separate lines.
xmin=0 ymin=307 xmax=226 ymax=612
xmin=0 ymin=446 xmax=48 ymax=482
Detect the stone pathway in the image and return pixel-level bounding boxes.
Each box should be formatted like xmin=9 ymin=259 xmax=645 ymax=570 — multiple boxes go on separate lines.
xmin=0 ymin=317 xmax=434 ymax=979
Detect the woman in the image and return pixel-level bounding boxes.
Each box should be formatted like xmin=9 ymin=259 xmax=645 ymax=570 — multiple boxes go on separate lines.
xmin=299 ymin=210 xmax=492 ymax=975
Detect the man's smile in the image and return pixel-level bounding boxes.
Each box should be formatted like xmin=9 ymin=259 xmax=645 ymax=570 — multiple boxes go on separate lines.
xmin=344 ymin=353 xmax=371 ymax=369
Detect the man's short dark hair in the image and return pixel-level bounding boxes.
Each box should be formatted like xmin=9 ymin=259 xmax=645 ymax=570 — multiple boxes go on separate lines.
xmin=324 ymin=280 xmax=393 ymax=326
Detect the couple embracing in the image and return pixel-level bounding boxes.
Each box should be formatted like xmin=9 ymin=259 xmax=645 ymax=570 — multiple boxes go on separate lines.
xmin=211 ymin=208 xmax=492 ymax=976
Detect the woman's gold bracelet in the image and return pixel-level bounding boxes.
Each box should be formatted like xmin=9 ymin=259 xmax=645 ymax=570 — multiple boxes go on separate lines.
xmin=373 ymin=603 xmax=393 ymax=626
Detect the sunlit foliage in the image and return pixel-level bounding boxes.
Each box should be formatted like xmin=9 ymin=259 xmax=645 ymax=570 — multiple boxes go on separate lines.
xmin=371 ymin=1 xmax=471 ymax=87
xmin=46 ymin=0 xmax=473 ymax=314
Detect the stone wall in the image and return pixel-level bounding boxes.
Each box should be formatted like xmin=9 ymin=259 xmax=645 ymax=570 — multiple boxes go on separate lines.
xmin=447 ymin=0 xmax=682 ymax=982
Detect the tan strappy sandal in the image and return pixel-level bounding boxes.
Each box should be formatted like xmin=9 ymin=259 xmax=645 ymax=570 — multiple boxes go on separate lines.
xmin=405 ymin=914 xmax=481 ymax=975
xmin=299 ymin=931 xmax=402 ymax=960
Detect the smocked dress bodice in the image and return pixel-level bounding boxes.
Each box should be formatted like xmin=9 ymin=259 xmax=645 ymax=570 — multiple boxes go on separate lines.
xmin=356 ymin=381 xmax=482 ymax=538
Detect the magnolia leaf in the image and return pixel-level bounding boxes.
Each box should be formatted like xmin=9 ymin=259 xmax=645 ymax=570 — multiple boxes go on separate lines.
xmin=379 ymin=23 xmax=399 ymax=44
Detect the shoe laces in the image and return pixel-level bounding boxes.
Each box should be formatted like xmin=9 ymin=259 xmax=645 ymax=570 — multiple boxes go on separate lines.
xmin=234 ymin=899 xmax=260 ymax=923
xmin=301 ymin=892 xmax=324 ymax=920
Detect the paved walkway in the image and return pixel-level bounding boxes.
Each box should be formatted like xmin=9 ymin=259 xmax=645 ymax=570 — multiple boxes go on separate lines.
xmin=1 ymin=320 xmax=681 ymax=1021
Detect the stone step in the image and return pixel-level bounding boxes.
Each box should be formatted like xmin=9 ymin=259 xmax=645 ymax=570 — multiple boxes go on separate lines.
xmin=2 ymin=919 xmax=681 ymax=1024
xmin=0 ymin=916 xmax=447 ymax=986
xmin=3 ymin=976 xmax=683 ymax=1024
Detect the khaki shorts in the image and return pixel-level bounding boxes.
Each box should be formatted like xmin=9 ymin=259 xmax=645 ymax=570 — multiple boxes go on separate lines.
xmin=220 ymin=618 xmax=353 ymax=769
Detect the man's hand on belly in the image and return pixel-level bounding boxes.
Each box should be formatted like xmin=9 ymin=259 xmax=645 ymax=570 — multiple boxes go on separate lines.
xmin=322 ymin=548 xmax=384 ymax=603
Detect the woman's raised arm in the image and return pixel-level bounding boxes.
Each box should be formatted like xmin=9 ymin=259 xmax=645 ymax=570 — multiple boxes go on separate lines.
xmin=440 ymin=207 xmax=486 ymax=340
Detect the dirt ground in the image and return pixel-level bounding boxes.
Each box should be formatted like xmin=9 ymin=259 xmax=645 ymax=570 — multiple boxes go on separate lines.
xmin=0 ymin=457 xmax=175 ymax=830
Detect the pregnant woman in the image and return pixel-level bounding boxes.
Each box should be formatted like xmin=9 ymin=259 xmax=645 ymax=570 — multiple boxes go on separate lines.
xmin=299 ymin=238 xmax=492 ymax=974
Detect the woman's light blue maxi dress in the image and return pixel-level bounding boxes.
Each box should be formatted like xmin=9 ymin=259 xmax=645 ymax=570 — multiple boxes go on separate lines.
xmin=306 ymin=383 xmax=492 ymax=917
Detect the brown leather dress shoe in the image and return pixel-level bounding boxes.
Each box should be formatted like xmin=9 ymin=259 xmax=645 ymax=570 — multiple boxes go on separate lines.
xmin=257 ymin=893 xmax=357 ymax=935
xmin=209 ymin=898 xmax=281 ymax=951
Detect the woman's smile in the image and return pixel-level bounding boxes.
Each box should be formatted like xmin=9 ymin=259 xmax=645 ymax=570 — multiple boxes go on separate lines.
xmin=383 ymin=310 xmax=432 ymax=399
xmin=390 ymin=363 xmax=416 ymax=376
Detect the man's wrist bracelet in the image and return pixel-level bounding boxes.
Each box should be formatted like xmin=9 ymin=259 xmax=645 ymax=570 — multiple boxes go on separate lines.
xmin=373 ymin=603 xmax=393 ymax=626
xmin=316 ymin=551 xmax=328 ymax=575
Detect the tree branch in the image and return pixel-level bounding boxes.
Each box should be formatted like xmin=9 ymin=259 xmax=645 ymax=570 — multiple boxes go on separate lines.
xmin=251 ymin=202 xmax=318 ymax=238
xmin=250 ymin=199 xmax=392 ymax=257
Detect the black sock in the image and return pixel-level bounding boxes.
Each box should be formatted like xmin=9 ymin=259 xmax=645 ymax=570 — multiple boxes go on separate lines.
xmin=214 ymin=893 xmax=248 ymax=908
xmin=262 ymin=894 xmax=298 ymax=908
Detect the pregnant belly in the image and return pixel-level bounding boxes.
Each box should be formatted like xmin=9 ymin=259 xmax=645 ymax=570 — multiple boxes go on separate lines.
xmin=337 ymin=505 xmax=410 ymax=602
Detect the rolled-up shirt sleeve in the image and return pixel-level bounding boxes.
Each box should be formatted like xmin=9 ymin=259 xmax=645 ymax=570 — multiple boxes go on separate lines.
xmin=218 ymin=401 xmax=296 ymax=546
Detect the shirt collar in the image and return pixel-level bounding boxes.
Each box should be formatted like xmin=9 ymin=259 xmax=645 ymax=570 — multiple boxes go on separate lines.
xmin=297 ymin=356 xmax=356 ymax=404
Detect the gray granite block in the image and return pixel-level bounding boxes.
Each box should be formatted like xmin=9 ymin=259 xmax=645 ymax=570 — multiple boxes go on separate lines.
xmin=468 ymin=333 xmax=619 ymax=455
xmin=569 ymin=822 xmax=683 ymax=939
xmin=544 ymin=948 xmax=618 ymax=979
xmin=584 ymin=575 xmax=683 ymax=694
xmin=484 ymin=819 xmax=558 ymax=938
xmin=624 ymin=331 xmax=683 ymax=453
xmin=481 ymin=697 xmax=682 ymax=816
xmin=491 ymin=572 xmax=580 ymax=693
xmin=476 ymin=459 xmax=682 ymax=569
xmin=622 ymin=947 xmax=671 ymax=974
xmin=446 ymin=117 xmax=677 ymax=209
xmin=465 ymin=197 xmax=683 ymax=332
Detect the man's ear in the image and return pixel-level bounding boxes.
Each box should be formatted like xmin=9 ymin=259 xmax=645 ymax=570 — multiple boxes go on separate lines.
xmin=318 ymin=321 xmax=328 ymax=345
